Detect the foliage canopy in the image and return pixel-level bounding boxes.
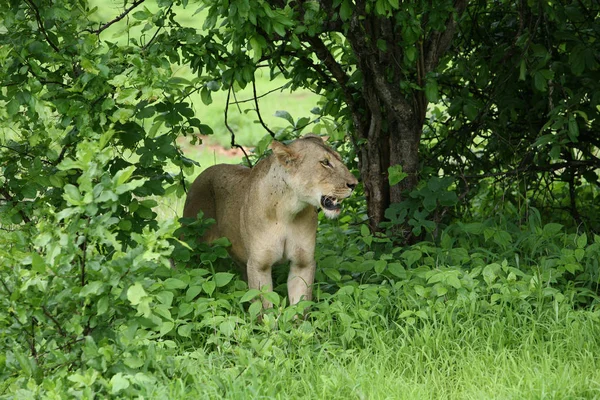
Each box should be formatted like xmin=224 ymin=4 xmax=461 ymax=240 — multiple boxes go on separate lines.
xmin=1 ymin=0 xmax=599 ymax=397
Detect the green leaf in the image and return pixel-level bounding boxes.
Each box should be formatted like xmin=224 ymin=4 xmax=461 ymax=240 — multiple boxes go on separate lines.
xmin=360 ymin=224 xmax=370 ymax=237
xmin=401 ymin=250 xmax=422 ymax=267
xmin=388 ymin=164 xmax=408 ymax=186
xmin=110 ymin=373 xmax=130 ymax=394
xmin=339 ymin=0 xmax=353 ymax=21
xmin=127 ymin=283 xmax=147 ymax=305
xmin=186 ymin=285 xmax=203 ymax=302
xmin=163 ymin=278 xmax=188 ymax=290
xmin=519 ymin=59 xmax=527 ymax=80
xmin=178 ymin=324 xmax=192 ymax=337
xmin=323 ymin=268 xmax=341 ymax=281
xmin=80 ymin=281 xmax=103 ymax=297
xmin=219 ymin=319 xmax=236 ymax=336
xmin=63 ymin=184 xmax=83 ymax=205
xmin=569 ymin=46 xmax=586 ymax=75
xmin=6 ymin=99 xmax=20 ymax=115
xmin=113 ymin=165 xmax=136 ymax=186
xmin=576 ymin=233 xmax=587 ymax=249
xmin=202 ymin=280 xmax=216 ymax=296
xmin=543 ymin=223 xmax=563 ymax=237
xmin=446 ymin=274 xmax=462 ymax=289
xmin=567 ymin=115 xmax=579 ymax=141
xmin=200 ymin=87 xmax=212 ymax=105
xmin=388 ymin=262 xmax=405 ymax=278
xmin=31 ymin=253 xmax=46 ymax=273
xmin=240 ymin=288 xmax=261 ymax=303
xmin=425 ymin=79 xmax=439 ymax=103
xmin=564 ymin=263 xmax=582 ymax=274
xmin=249 ymin=35 xmax=263 ymax=62
xmin=533 ymin=70 xmax=548 ymax=91
xmin=263 ymin=291 xmax=280 ymax=306
xmin=132 ymin=10 xmax=150 ymax=20
xmin=405 ymin=46 xmax=417 ymax=63
xmin=249 ymin=301 xmax=262 ymax=319
xmin=159 ymin=321 xmax=174 ymax=336
xmin=214 ymin=272 xmax=234 ymax=287
xmin=374 ymin=260 xmax=387 ymax=274
xmin=274 ymin=110 xmax=294 ymax=125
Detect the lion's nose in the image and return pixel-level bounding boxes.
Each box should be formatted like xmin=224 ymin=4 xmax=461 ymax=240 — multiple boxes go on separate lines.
xmin=347 ymin=182 xmax=357 ymax=191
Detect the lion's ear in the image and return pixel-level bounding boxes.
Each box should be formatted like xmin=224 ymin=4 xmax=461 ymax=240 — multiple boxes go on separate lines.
xmin=302 ymin=134 xmax=324 ymax=143
xmin=271 ymin=141 xmax=298 ymax=166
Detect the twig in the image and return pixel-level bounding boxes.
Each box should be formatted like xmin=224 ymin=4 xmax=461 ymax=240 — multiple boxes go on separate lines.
xmin=31 ymin=317 xmax=37 ymax=358
xmin=24 ymin=0 xmax=61 ymax=53
xmin=462 ymin=159 xmax=600 ymax=180
xmin=42 ymin=306 xmax=67 ymax=337
xmin=0 ymin=188 xmax=31 ymax=224
xmin=232 ymin=84 xmax=288 ymax=105
xmin=225 ymin=84 xmax=253 ymax=167
xmin=90 ymin=0 xmax=146 ymax=35
xmin=142 ymin=4 xmax=173 ymax=51
xmin=0 ymin=278 xmax=12 ymax=297
xmin=252 ymin=80 xmax=276 ymax=139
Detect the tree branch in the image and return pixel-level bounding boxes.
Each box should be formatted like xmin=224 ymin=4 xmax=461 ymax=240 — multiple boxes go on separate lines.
xmin=304 ymin=35 xmax=349 ymax=89
xmin=0 ymin=187 xmax=31 ymax=224
xmin=225 ymin=84 xmax=253 ymax=167
xmin=90 ymin=0 xmax=146 ymax=35
xmin=424 ymin=0 xmax=469 ymax=73
xmin=24 ymin=0 xmax=61 ymax=53
xmin=232 ymin=84 xmax=288 ymax=105
xmin=462 ymin=159 xmax=600 ymax=180
xmin=142 ymin=3 xmax=173 ymax=51
xmin=252 ymin=80 xmax=276 ymax=139
xmin=42 ymin=306 xmax=67 ymax=337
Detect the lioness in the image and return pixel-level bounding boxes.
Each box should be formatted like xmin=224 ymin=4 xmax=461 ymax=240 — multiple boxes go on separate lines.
xmin=183 ymin=135 xmax=358 ymax=308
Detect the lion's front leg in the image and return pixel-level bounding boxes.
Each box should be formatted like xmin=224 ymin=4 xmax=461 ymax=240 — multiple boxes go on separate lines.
xmin=287 ymin=260 xmax=316 ymax=304
xmin=246 ymin=260 xmax=274 ymax=309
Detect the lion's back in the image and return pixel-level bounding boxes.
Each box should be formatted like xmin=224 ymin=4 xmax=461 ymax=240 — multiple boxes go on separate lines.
xmin=183 ymin=163 xmax=250 ymax=224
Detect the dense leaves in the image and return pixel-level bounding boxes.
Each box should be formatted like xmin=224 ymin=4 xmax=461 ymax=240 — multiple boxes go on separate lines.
xmin=426 ymin=0 xmax=600 ymax=231
xmin=1 ymin=0 xmax=600 ymax=397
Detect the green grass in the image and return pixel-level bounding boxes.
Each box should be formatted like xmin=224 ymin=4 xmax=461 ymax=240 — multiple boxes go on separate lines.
xmin=5 ymin=3 xmax=598 ymax=399
xmin=95 ymin=307 xmax=600 ymax=399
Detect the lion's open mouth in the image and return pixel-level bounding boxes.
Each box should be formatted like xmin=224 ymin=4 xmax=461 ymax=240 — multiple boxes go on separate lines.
xmin=320 ymin=196 xmax=341 ymax=211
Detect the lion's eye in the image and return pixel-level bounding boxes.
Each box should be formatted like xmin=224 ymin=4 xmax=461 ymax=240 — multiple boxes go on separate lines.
xmin=320 ymin=159 xmax=332 ymax=168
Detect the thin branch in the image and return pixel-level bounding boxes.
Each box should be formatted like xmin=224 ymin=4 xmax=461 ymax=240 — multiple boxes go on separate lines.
xmin=252 ymin=80 xmax=276 ymax=139
xmin=24 ymin=0 xmax=61 ymax=53
xmin=462 ymin=159 xmax=600 ymax=180
xmin=225 ymin=84 xmax=253 ymax=167
xmin=0 ymin=278 xmax=12 ymax=297
xmin=90 ymin=0 xmax=146 ymax=35
xmin=423 ymin=0 xmax=469 ymax=73
xmin=232 ymin=84 xmax=288 ymax=105
xmin=0 ymin=188 xmax=31 ymax=224
xmin=42 ymin=306 xmax=67 ymax=337
xmin=142 ymin=4 xmax=173 ymax=51
xmin=30 ymin=317 xmax=37 ymax=358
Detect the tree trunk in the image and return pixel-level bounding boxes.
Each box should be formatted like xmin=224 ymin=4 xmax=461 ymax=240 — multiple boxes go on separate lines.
xmin=389 ymin=116 xmax=422 ymax=205
xmin=355 ymin=108 xmax=422 ymax=231
xmin=339 ymin=1 xmax=467 ymax=231
xmin=353 ymin=61 xmax=423 ymax=230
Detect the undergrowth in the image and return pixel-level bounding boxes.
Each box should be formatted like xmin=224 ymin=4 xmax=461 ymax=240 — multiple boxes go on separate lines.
xmin=2 ymin=194 xmax=600 ymax=398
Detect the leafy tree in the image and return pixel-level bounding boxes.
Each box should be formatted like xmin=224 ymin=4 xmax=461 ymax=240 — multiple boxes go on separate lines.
xmin=428 ymin=0 xmax=600 ymax=231
xmin=1 ymin=0 xmax=600 ymax=390
xmin=184 ymin=0 xmax=468 ymax=229
xmin=0 ymin=0 xmax=204 ymax=377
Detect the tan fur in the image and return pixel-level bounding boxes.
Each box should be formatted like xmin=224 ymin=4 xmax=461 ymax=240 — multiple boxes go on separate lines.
xmin=183 ymin=135 xmax=358 ymax=308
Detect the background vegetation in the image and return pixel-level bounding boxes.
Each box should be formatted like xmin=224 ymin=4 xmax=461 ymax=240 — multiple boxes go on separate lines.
xmin=1 ymin=0 xmax=599 ymax=398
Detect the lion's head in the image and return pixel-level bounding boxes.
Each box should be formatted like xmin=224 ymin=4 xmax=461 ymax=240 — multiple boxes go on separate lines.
xmin=271 ymin=135 xmax=358 ymax=219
